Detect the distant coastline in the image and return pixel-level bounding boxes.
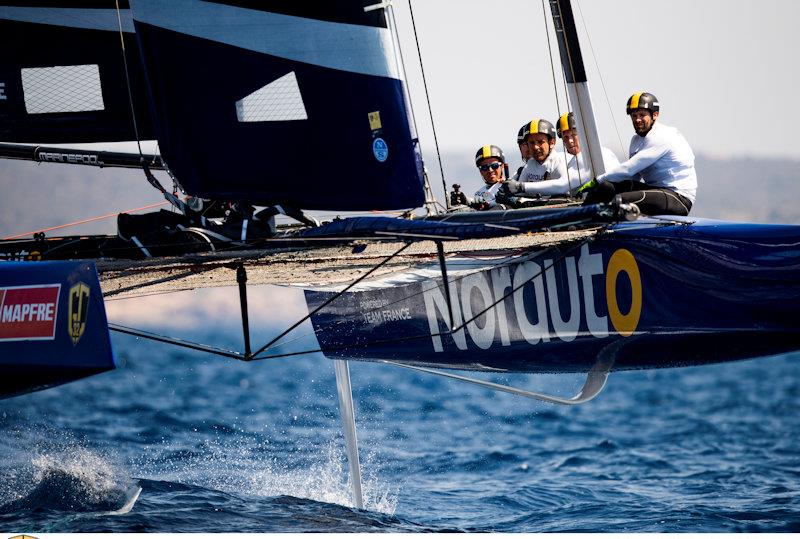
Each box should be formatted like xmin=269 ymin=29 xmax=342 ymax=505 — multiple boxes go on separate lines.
xmin=1 ymin=153 xmax=798 ymax=239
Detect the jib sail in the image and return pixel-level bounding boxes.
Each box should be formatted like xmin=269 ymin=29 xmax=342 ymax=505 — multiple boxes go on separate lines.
xmin=0 ymin=2 xmax=155 ymax=143
xmin=129 ymin=0 xmax=425 ymax=210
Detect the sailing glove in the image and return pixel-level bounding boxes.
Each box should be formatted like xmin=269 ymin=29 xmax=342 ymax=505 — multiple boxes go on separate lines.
xmin=575 ymin=178 xmax=599 ymax=195
xmin=501 ymin=180 xmax=524 ymax=195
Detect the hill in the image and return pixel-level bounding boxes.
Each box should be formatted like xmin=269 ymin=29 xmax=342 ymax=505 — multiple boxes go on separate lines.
xmin=0 ymin=153 xmax=798 ymax=239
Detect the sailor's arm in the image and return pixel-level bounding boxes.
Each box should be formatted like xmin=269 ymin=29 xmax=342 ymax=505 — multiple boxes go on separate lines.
xmin=516 ymin=175 xmax=573 ymax=196
xmin=597 ymin=143 xmax=669 ymax=183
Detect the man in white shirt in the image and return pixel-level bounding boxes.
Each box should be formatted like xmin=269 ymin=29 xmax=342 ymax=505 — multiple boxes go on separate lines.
xmin=469 ymin=144 xmax=509 ymax=210
xmin=499 ymin=118 xmax=568 ymax=200
xmin=503 ymin=113 xmax=619 ymax=197
xmin=510 ymin=123 xmax=532 ymax=181
xmin=558 ymin=112 xmax=620 ymax=191
xmin=580 ymin=92 xmax=696 ymax=216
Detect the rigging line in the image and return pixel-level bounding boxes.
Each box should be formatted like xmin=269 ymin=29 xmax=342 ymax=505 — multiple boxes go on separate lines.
xmin=552 ymin=0 xmax=599 ymax=183
xmin=114 ymin=1 xmax=144 ymax=158
xmin=408 ymin=0 xmax=449 ymax=209
xmin=108 ymin=323 xmax=244 ymax=360
xmin=254 ymin=239 xmax=571 ymax=354
xmin=541 ymin=0 xmax=563 ymax=117
xmin=251 ymin=326 xmax=441 ymax=362
xmin=574 ymin=0 xmax=625 ymax=155
xmin=540 ymin=0 xmax=574 ymax=195
xmin=553 ymin=2 xmax=585 ymax=191
xmin=317 ymin=229 xmax=592 ymax=343
xmin=114 ymin=1 xmax=180 ymax=209
xmin=2 ymin=202 xmax=168 ymax=240
xmin=386 ymin=3 xmax=419 ymax=140
xmin=250 ymin=230 xmax=607 ymax=361
xmin=250 ymin=242 xmax=413 ymax=358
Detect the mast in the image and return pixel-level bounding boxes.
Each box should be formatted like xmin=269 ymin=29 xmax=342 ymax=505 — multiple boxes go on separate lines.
xmin=548 ymin=0 xmax=606 ymax=178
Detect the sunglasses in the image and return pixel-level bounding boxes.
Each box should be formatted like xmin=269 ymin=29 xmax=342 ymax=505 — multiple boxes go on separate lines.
xmin=478 ymin=162 xmax=503 ymax=172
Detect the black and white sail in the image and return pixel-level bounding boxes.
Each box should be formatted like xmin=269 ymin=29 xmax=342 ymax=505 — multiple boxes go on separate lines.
xmin=129 ymin=0 xmax=425 ymax=210
xmin=1 ymin=1 xmax=425 ymax=211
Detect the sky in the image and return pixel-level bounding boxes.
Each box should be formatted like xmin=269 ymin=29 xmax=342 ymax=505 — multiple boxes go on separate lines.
xmin=393 ymin=0 xmax=800 ymax=162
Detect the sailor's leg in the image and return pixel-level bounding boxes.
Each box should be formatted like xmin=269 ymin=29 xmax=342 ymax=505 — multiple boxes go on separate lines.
xmin=617 ymin=187 xmax=691 ymax=216
xmin=582 ymin=180 xmax=616 ymax=205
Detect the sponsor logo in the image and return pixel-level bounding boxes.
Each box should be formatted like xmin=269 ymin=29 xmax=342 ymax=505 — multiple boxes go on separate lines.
xmin=37 ymin=152 xmax=104 ymax=166
xmin=422 ymin=245 xmax=642 ymax=351
xmin=372 ymin=138 xmax=389 ymax=162
xmin=368 ymin=110 xmax=382 ymax=131
xmin=363 ymin=306 xmax=412 ymax=324
xmin=68 ymin=282 xmax=90 ymax=345
xmin=0 ymin=284 xmax=60 ymax=342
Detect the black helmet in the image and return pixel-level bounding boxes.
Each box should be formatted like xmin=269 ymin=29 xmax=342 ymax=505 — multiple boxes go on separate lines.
xmin=556 ymin=113 xmax=576 ymax=138
xmin=516 ymin=124 xmax=528 ymax=144
xmin=522 ymin=119 xmax=556 ymax=142
xmin=626 ymin=92 xmax=659 ymax=114
xmin=475 ymin=145 xmax=506 ymax=165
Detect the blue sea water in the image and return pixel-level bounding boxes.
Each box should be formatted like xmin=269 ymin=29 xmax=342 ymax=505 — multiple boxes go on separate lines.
xmin=1 ymin=323 xmax=800 ymax=532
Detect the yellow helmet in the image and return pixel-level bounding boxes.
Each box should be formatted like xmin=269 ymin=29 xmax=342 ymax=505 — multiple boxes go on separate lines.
xmin=556 ymin=113 xmax=576 ymax=138
xmin=474 ymin=145 xmax=506 ymax=165
xmin=626 ymin=92 xmax=659 ymax=114
xmin=521 ymin=119 xmax=556 ymax=141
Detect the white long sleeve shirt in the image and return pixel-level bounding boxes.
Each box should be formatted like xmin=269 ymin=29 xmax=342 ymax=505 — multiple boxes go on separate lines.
xmin=471 ymin=182 xmax=504 ymax=207
xmin=518 ymin=151 xmax=568 ymax=196
xmin=520 ymin=147 xmax=620 ymax=196
xmin=597 ymin=122 xmax=697 ymax=203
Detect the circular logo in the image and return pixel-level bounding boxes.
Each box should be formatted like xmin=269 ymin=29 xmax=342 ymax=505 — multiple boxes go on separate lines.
xmin=372 ymin=138 xmax=389 ymax=162
xmin=605 ymin=248 xmax=642 ymax=337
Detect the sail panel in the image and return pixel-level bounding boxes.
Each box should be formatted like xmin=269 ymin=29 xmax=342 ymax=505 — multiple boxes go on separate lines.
xmin=0 ymin=5 xmax=154 ymax=143
xmin=132 ymin=0 xmax=399 ymax=79
xmin=21 ymin=65 xmax=105 ymax=114
xmin=131 ymin=0 xmax=424 ymax=211
xmin=211 ymin=1 xmax=389 ymax=28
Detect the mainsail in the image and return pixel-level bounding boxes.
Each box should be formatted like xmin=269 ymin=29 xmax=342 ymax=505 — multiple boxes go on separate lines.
xmin=129 ymin=0 xmax=425 ymax=210
xmin=0 ymin=1 xmax=425 ymax=212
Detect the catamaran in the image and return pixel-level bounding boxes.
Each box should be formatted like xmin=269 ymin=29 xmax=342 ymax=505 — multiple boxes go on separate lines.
xmin=1 ymin=0 xmax=799 ymax=509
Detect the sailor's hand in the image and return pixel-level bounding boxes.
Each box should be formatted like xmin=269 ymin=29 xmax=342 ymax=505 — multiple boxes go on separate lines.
xmin=469 ymin=195 xmax=487 ymax=210
xmin=495 ymin=188 xmax=511 ymax=205
xmin=501 ymin=180 xmax=524 ymax=196
xmin=575 ymin=178 xmax=599 ymax=195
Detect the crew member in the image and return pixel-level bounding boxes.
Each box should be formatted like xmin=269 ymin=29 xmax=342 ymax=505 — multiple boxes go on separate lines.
xmin=499 ymin=118 xmax=567 ymax=198
xmin=470 ymin=145 xmax=508 ymax=210
xmin=579 ymin=92 xmax=696 ymax=215
xmin=510 ymin=123 xmax=532 ymax=181
xmin=558 ymin=112 xmax=620 ymax=192
xmin=450 ymin=183 xmax=468 ymax=206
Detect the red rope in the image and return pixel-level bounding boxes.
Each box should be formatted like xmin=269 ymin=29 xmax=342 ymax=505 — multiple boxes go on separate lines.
xmin=3 ymin=201 xmax=170 ymax=240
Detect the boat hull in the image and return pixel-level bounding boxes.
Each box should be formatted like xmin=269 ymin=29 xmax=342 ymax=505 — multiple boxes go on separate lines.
xmin=306 ymin=219 xmax=800 ymax=373
xmin=0 ymin=261 xmax=116 ymax=398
